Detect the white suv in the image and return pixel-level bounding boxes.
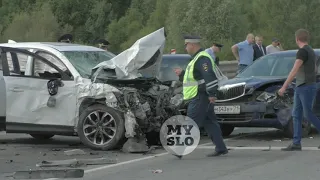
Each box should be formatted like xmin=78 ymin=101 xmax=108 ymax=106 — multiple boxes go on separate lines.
xmin=0 ymin=28 xmax=179 ymax=150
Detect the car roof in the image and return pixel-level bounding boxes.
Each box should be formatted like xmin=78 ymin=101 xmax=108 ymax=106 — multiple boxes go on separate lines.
xmin=0 ymin=42 xmax=105 ymax=52
xmin=268 ymin=49 xmax=320 ymax=56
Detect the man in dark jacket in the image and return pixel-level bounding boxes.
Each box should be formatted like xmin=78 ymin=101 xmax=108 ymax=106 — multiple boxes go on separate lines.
xmin=252 ymin=35 xmax=266 ymax=61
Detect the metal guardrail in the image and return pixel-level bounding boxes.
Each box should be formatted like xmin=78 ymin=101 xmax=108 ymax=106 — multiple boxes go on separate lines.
xmin=219 ymin=60 xmax=238 ymax=78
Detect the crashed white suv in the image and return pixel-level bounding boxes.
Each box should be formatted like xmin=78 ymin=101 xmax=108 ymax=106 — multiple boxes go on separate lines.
xmin=0 ymin=28 xmax=180 ymax=151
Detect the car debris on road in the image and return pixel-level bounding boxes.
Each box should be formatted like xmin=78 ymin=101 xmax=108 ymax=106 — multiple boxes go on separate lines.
xmin=64 ymin=149 xmax=86 ymax=156
xmin=9 ymin=169 xmax=84 ymax=179
xmin=151 ymin=169 xmax=163 ymax=173
xmin=36 ymin=157 xmax=118 ymax=168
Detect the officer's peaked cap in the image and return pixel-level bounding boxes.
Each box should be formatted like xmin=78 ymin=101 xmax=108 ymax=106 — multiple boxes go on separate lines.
xmin=183 ymin=35 xmax=201 ymax=43
xmin=213 ymin=43 xmax=223 ymax=48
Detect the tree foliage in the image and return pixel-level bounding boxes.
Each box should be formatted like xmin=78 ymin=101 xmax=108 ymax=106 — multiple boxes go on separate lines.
xmin=0 ymin=0 xmax=319 ymax=60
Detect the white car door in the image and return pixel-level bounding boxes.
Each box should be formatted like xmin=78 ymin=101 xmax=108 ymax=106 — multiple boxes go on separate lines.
xmin=1 ymin=47 xmax=77 ymax=133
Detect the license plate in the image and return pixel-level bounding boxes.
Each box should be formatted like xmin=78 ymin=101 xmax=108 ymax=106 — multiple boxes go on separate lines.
xmin=214 ymin=105 xmax=240 ymax=114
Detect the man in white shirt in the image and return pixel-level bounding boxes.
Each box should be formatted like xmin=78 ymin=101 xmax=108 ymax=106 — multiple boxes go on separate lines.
xmin=266 ymin=38 xmax=284 ymax=54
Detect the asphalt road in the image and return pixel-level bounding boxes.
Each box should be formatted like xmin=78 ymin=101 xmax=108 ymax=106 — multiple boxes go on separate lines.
xmin=1 ymin=128 xmax=319 ymax=180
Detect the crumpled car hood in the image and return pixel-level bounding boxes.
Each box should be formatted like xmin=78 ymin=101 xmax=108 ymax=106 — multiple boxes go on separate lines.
xmin=92 ymin=28 xmax=166 ymax=80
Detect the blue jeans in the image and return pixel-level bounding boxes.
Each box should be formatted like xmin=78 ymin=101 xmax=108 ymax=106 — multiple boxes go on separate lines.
xmin=187 ymin=93 xmax=227 ymax=152
xmin=238 ymin=64 xmax=247 ymax=73
xmin=292 ymin=83 xmax=320 ymax=145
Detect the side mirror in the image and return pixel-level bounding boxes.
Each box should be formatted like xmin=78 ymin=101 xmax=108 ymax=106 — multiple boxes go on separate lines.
xmin=47 ymin=79 xmax=64 ymax=108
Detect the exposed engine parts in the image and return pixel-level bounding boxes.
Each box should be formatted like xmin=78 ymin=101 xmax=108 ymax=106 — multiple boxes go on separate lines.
xmin=110 ymin=81 xmax=181 ymax=147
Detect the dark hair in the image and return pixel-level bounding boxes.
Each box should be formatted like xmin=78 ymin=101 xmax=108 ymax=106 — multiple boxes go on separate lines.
xmin=295 ymin=29 xmax=310 ymax=43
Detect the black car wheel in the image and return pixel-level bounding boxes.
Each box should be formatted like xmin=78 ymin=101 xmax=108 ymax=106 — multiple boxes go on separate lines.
xmin=220 ymin=124 xmax=235 ymax=137
xmin=30 ymin=134 xmax=54 ymax=140
xmin=284 ymin=118 xmax=311 ymax=138
xmin=77 ymin=104 xmax=126 ymax=150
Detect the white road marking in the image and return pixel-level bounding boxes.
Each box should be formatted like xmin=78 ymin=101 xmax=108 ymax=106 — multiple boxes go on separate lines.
xmin=197 ymin=146 xmax=320 ymax=151
xmin=45 ymin=130 xmax=277 ymax=180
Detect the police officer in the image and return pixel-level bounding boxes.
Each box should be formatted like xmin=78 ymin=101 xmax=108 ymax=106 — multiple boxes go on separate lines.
xmin=205 ymin=43 xmax=223 ymax=66
xmin=95 ymin=39 xmax=110 ymax=51
xmin=58 ymin=34 xmax=73 ymax=43
xmin=174 ymin=35 xmax=228 ymax=158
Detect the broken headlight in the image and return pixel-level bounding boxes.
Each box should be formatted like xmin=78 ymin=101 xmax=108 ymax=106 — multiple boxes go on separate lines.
xmin=256 ymin=92 xmax=277 ymax=102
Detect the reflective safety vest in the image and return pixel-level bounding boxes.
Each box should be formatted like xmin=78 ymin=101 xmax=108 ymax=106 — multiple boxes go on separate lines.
xmin=183 ymin=51 xmax=215 ymax=100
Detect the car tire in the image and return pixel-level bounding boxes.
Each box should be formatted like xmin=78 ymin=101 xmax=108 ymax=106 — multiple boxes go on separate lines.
xmin=220 ymin=124 xmax=234 ymax=137
xmin=284 ymin=118 xmax=311 ymax=138
xmin=30 ymin=134 xmax=54 ymax=140
xmin=77 ymin=104 xmax=126 ymax=150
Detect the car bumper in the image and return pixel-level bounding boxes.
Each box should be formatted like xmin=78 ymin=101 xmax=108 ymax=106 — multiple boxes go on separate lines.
xmin=214 ymin=102 xmax=284 ymax=128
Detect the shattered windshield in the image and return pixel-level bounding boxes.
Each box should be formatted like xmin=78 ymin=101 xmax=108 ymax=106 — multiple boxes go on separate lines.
xmin=62 ymin=51 xmax=116 ymax=78
xmin=236 ymin=53 xmax=296 ymax=78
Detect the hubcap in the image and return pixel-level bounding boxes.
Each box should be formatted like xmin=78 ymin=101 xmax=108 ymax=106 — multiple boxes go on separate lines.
xmin=83 ymin=111 xmax=117 ymax=146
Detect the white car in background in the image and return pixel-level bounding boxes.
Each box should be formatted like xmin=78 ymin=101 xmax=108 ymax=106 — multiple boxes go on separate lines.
xmin=0 ymin=28 xmax=180 ymax=150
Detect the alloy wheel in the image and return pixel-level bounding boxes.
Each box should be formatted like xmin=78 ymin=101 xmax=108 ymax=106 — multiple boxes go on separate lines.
xmin=83 ymin=111 xmax=117 ymax=146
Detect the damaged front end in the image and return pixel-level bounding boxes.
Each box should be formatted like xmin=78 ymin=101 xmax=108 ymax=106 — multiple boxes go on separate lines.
xmin=251 ymin=85 xmax=297 ymax=130
xmin=214 ymin=80 xmax=296 ymax=131
xmin=110 ymin=81 xmax=181 ymax=152
xmin=76 ymin=28 xmax=182 ymax=152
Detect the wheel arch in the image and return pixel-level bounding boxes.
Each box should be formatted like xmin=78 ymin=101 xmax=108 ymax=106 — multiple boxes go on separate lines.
xmin=76 ymin=97 xmax=107 ymax=128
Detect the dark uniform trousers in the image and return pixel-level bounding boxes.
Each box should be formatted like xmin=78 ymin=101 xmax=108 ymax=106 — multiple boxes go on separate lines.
xmin=186 ymin=91 xmax=227 ymax=153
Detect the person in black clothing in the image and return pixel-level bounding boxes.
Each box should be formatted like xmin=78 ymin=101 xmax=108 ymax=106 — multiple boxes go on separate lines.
xmin=173 ymin=35 xmax=228 ymax=158
xmin=252 ymin=35 xmax=266 ymax=61
xmin=278 ymin=29 xmax=320 ymax=150
xmin=58 ymin=34 xmax=73 ymax=43
xmin=215 ymin=56 xmax=220 ymax=66
xmin=95 ymin=39 xmax=110 ymax=51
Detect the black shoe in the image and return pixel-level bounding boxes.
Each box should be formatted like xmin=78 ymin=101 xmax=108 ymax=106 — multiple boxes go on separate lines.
xmin=281 ymin=143 xmax=302 ymax=151
xmin=207 ymin=150 xmax=228 ymax=157
xmin=173 ymin=154 xmax=183 ymax=159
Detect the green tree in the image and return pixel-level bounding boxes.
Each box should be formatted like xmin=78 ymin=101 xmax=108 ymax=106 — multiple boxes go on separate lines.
xmin=166 ymin=0 xmax=250 ymax=60
xmin=0 ymin=0 xmax=37 ymax=35
xmin=2 ymin=3 xmax=71 ymax=42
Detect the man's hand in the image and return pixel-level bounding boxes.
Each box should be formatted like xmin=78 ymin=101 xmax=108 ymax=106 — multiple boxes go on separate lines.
xmin=209 ymin=97 xmax=216 ymax=103
xmin=278 ymin=87 xmax=286 ymax=97
xmin=174 ymin=68 xmax=182 ymax=76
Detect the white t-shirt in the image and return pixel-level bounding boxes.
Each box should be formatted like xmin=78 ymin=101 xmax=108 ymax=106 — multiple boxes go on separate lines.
xmin=266 ymin=45 xmax=281 ymax=54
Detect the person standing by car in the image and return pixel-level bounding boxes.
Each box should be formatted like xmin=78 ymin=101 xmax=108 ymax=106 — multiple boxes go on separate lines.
xmin=278 ymin=29 xmax=320 ymax=151
xmin=205 ymin=43 xmax=223 ymax=66
xmin=253 ymin=35 xmax=266 ymax=61
xmin=174 ymin=35 xmax=228 ymax=158
xmin=266 ymin=38 xmax=284 ymax=54
xmin=231 ymin=33 xmax=255 ymax=73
